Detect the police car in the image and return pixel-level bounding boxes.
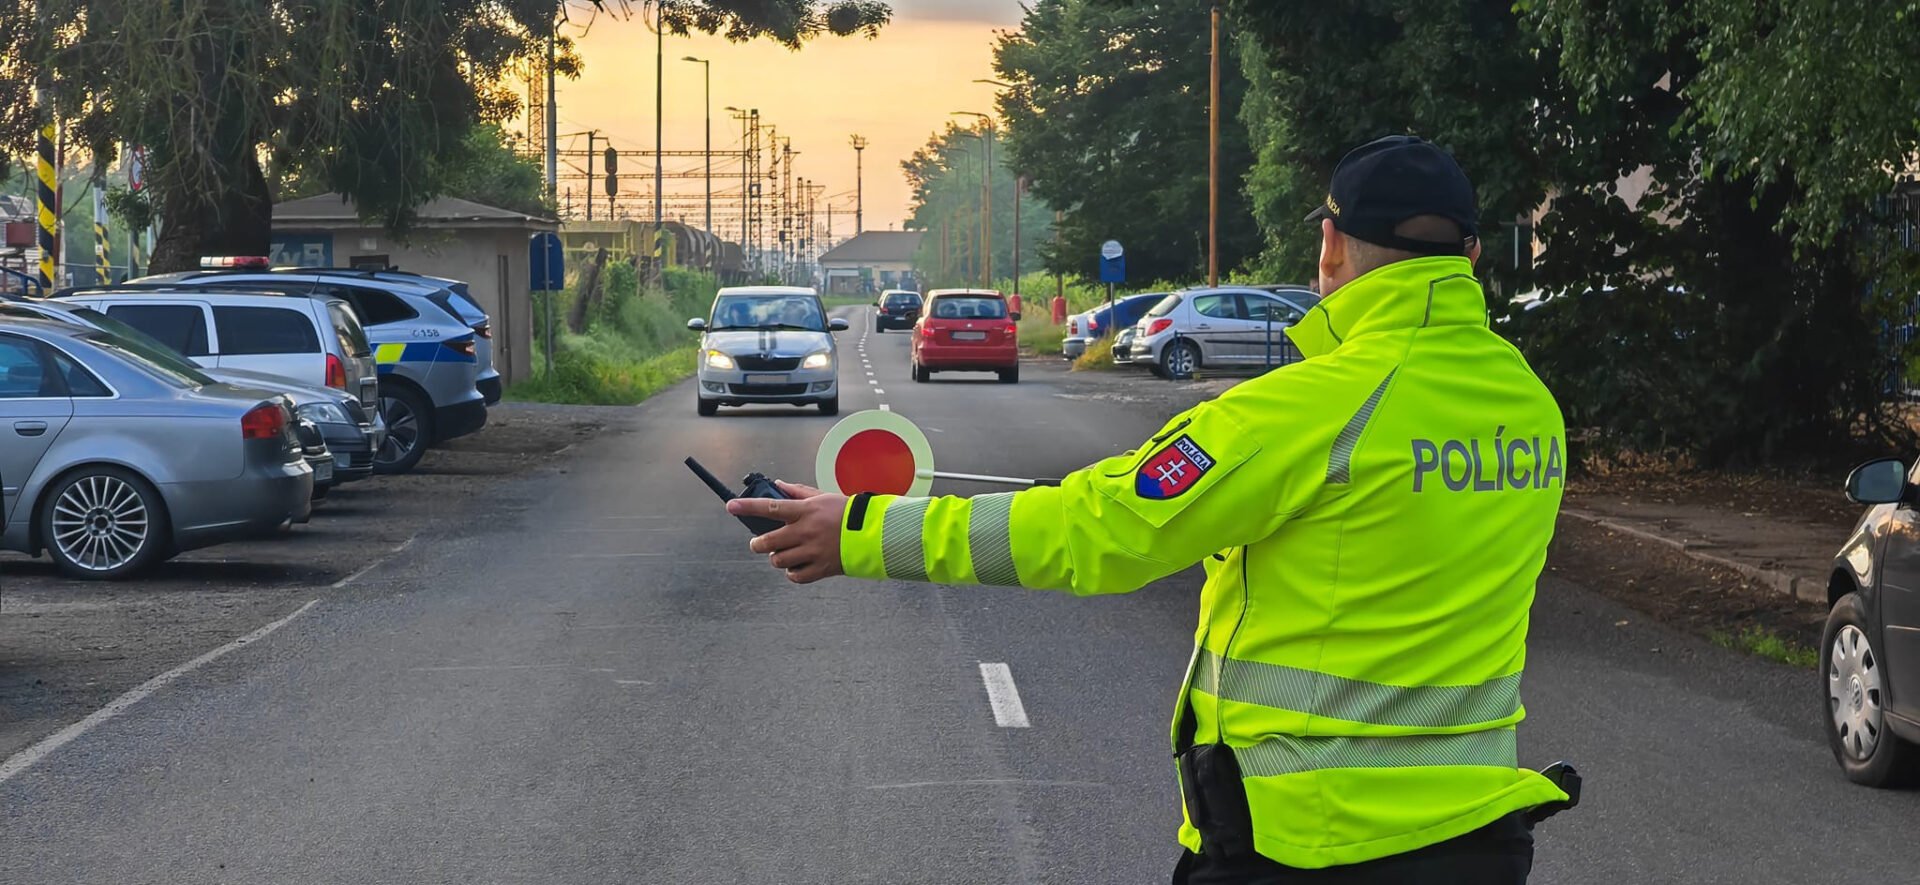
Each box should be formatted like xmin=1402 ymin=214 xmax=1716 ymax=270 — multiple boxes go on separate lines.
xmin=131 ymin=258 xmax=487 ymax=474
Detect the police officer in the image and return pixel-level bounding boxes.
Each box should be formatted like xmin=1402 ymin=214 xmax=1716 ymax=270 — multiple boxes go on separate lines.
xmin=730 ymin=135 xmax=1569 ymax=883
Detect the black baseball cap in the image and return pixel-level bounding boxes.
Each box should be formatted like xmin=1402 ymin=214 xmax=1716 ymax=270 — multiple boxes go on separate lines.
xmin=1304 ymin=135 xmax=1478 ymax=256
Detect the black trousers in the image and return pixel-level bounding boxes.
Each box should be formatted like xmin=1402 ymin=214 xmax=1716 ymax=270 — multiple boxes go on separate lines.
xmin=1171 ymin=812 xmax=1533 ymax=884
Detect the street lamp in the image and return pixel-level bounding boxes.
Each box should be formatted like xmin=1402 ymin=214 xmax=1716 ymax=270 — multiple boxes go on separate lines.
xmin=974 ymin=79 xmax=1021 ymax=306
xmin=683 ymin=56 xmax=712 ymax=239
xmin=953 ymin=111 xmax=995 ymax=287
xmin=850 ymin=134 xmax=868 ymax=236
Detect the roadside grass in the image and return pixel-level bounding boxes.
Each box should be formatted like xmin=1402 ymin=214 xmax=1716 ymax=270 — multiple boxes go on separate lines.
xmin=1072 ymin=334 xmax=1117 ymax=371
xmin=1710 ymin=625 xmax=1820 ymax=668
xmin=511 ymin=266 xmax=714 ymax=405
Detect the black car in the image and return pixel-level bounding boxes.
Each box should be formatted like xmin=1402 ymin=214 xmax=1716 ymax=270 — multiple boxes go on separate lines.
xmin=1825 ymin=457 xmax=1920 ymax=785
xmin=874 ymin=290 xmax=923 ymax=332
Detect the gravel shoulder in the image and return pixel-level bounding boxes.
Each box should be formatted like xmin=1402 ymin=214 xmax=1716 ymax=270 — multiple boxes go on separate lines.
xmin=0 ymin=403 xmax=637 ymax=761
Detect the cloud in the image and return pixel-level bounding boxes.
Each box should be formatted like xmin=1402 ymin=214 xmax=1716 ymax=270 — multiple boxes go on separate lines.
xmin=895 ymin=0 xmax=1025 ymax=26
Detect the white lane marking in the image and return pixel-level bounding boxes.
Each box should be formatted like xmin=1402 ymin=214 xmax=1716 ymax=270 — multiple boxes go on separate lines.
xmin=868 ymin=379 xmax=879 ymax=386
xmin=873 ymin=388 xmax=885 ymax=396
xmin=866 ymin=778 xmax=1107 ymax=790
xmin=409 ymin=664 xmax=570 ymax=672
xmin=565 ymin=553 xmax=670 ymax=559
xmin=978 ymin=662 xmax=1031 ymax=728
xmin=879 ymin=404 xmax=892 ymax=412
xmin=613 ymin=679 xmax=655 ymax=686
xmin=0 ymin=599 xmax=321 ymax=786
xmin=331 ymin=534 xmax=418 ymax=588
xmin=866 ymin=371 xmax=875 ymax=376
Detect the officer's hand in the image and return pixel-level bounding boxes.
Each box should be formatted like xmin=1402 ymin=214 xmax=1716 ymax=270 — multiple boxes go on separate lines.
xmin=729 ymin=480 xmax=847 ymax=584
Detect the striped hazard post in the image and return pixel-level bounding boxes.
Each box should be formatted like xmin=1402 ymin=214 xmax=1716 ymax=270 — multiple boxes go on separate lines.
xmin=93 ymin=186 xmax=110 ymax=284
xmin=35 ymin=115 xmax=57 ymax=290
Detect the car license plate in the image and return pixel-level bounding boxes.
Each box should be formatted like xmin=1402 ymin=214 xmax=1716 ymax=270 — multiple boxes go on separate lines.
xmin=953 ymin=331 xmax=987 ymax=341
xmin=745 ymin=373 xmax=789 ymax=385
xmin=313 ymin=458 xmax=334 ymax=485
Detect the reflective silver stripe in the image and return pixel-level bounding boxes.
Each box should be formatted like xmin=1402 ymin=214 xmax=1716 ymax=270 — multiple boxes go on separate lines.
xmin=881 ymin=497 xmax=931 ymax=581
xmin=1196 ymin=650 xmax=1520 ymax=729
xmin=967 ymin=492 xmax=1021 ymax=586
xmin=1326 ymin=370 xmax=1396 ymax=484
xmin=1234 ymin=728 xmax=1518 ymax=778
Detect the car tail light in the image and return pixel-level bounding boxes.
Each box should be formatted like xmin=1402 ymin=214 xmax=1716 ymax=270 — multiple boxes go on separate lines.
xmin=1147 ymin=318 xmax=1174 ymax=336
xmin=921 ymin=324 xmax=936 ymax=339
xmin=443 ymin=339 xmax=477 ymax=357
xmin=242 ymin=403 xmax=288 ymax=440
xmin=1089 ymin=317 xmax=1100 ymax=334
xmin=1004 ymin=322 xmax=1019 ymax=338
xmin=474 ymin=323 xmax=493 ymax=339
xmin=325 ymin=354 xmax=348 ymax=390
xmin=1068 ymin=318 xmax=1079 ymax=335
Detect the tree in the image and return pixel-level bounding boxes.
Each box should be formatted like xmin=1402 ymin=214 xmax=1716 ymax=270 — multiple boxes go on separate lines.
xmin=0 ymin=0 xmax=890 ymax=272
xmin=1513 ymin=0 xmax=1920 ymax=463
xmin=901 ymin=124 xmax=1055 ymax=290
xmin=1225 ymin=0 xmax=1553 ymax=297
xmin=994 ymin=0 xmax=1261 ymax=283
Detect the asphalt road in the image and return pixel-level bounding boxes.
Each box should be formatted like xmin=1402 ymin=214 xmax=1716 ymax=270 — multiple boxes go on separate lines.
xmin=3 ymin=307 xmax=1918 ymax=883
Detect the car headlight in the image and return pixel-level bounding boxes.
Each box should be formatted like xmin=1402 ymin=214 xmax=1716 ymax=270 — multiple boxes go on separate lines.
xmin=295 ymin=401 xmax=352 ymax=425
xmin=801 ymin=351 xmax=832 ymax=370
xmin=705 ymin=349 xmax=737 ymax=370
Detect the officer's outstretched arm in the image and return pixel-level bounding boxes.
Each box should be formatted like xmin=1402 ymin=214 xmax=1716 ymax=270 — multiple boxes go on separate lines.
xmin=838 ymin=395 xmax=1336 ymax=595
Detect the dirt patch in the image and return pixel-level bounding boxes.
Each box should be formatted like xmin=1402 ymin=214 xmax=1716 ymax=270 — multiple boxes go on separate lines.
xmin=1547 ymin=516 xmax=1828 ymax=663
xmin=1567 ymin=466 xmax=1859 ymax=534
xmin=0 ymin=403 xmax=634 ymax=761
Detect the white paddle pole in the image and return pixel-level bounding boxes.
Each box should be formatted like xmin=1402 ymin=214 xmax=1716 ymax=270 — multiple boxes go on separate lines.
xmin=917 ymin=469 xmax=1061 ymax=488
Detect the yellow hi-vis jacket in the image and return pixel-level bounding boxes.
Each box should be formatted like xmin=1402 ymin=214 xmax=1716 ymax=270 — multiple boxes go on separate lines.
xmin=839 ymin=256 xmax=1571 ymax=868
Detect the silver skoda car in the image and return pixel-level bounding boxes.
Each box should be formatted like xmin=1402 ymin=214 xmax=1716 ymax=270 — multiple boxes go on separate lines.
xmin=688 ymin=287 xmax=848 ymax=416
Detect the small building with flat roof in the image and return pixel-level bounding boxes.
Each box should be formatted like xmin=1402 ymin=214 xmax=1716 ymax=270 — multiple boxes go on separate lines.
xmin=817 ymin=231 xmax=923 ymax=295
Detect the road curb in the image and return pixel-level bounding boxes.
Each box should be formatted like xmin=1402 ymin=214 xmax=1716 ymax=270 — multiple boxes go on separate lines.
xmin=1559 ymin=508 xmax=1826 ymax=604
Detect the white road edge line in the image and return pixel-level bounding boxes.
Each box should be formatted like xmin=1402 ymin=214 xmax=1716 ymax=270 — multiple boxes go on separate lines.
xmin=331 ymin=534 xmax=418 ymax=588
xmin=978 ymin=662 xmax=1031 ymax=728
xmin=0 ymin=598 xmax=321 ymax=786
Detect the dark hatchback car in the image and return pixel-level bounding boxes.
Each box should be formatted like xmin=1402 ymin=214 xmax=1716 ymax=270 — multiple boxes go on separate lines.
xmin=874 ymin=290 xmax=923 ymax=332
xmin=1824 ymin=457 xmax=1920 ymax=786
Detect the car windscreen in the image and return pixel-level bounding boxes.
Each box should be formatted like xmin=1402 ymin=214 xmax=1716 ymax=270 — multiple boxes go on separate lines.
xmin=885 ymin=294 xmax=920 ymax=307
xmin=79 ymin=331 xmax=213 ymax=388
xmin=1146 ymin=294 xmax=1182 ymax=318
xmin=67 ymin=307 xmax=214 ymax=378
xmin=928 ymin=297 xmax=1007 ymax=320
xmin=709 ymin=295 xmax=827 ymax=332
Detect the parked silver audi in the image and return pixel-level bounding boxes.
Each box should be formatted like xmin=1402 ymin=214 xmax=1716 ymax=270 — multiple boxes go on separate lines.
xmin=0 ymin=317 xmax=313 ymax=579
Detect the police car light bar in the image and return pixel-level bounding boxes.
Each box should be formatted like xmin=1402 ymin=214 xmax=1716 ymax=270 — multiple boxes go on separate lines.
xmin=200 ymin=256 xmax=272 ymax=269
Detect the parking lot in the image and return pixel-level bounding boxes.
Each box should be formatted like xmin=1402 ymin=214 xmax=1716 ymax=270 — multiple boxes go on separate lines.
xmin=0 ymin=403 xmax=629 ymax=760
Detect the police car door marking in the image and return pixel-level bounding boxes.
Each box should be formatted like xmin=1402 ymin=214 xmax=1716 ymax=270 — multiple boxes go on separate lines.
xmin=1136 ymin=435 xmax=1215 ymax=499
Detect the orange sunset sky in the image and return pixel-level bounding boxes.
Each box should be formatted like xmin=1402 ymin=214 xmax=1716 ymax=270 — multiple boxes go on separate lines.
xmin=541 ymin=0 xmax=1025 ymax=238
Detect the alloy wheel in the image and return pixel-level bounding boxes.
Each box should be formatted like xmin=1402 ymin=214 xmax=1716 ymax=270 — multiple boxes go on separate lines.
xmin=50 ymin=474 xmax=150 ymax=573
xmin=1830 ymin=624 xmax=1885 ymax=761
xmin=378 ymin=395 xmax=421 ymax=466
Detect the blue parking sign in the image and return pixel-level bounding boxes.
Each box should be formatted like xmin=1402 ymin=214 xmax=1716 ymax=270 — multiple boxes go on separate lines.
xmin=530 ymin=231 xmax=565 ymax=291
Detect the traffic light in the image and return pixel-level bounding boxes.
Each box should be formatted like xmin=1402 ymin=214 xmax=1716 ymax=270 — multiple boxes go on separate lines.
xmin=605 ymin=148 xmax=619 ymax=196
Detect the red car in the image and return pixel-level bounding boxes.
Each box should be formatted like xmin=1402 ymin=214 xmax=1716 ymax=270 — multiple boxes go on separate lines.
xmin=910 ymin=289 xmax=1020 ymax=383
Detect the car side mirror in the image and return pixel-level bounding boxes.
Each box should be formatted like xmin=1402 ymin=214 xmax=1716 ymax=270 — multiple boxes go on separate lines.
xmin=1010 ymin=311 xmax=1022 ymax=322
xmin=829 ymin=318 xmax=850 ymax=332
xmin=1846 ymin=458 xmax=1908 ymax=505
xmin=687 ymin=318 xmax=707 ymax=332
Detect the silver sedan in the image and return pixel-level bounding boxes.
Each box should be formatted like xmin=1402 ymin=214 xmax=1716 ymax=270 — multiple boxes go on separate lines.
xmin=0 ymin=317 xmax=314 ymax=579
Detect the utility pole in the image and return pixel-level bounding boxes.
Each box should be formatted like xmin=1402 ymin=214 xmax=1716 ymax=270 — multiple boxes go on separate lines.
xmin=585 ymin=130 xmax=597 ymax=221
xmin=850 ymin=134 xmax=868 ymax=235
xmin=545 ymin=3 xmax=558 ymax=201
xmin=1208 ymin=2 xmax=1222 ymax=287
xmin=1012 ymin=176 xmax=1023 ymax=306
xmin=652 ymin=1 xmax=664 ymax=236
